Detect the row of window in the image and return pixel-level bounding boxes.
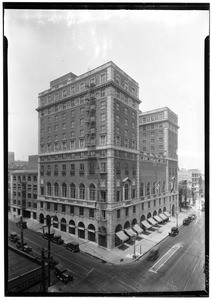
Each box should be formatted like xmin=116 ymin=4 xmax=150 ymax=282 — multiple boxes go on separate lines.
xmin=142 ymin=138 xmax=163 ymax=144
xmin=13 ymin=175 xmax=37 ymax=181
xmin=142 ymin=145 xmax=164 ymax=152
xmin=141 ymin=112 xmax=165 ymax=123
xmin=40 ymin=74 xmax=107 ymax=106
xmin=41 ymin=162 xmax=107 ymax=176
xmin=40 ymin=202 xmax=97 ymax=218
xmin=142 ymin=123 xmax=164 ymax=131
xmin=141 ymin=130 xmax=163 ymax=138
xmin=140 ymin=181 xmax=166 ymax=197
xmin=41 ymin=182 xmax=107 ymax=201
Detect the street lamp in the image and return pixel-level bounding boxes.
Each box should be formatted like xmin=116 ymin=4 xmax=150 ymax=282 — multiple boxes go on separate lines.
xmin=45 ymin=215 xmax=55 ymax=287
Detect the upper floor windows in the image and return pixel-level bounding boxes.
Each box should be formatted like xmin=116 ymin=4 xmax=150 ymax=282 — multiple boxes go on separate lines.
xmin=100 ymin=73 xmax=106 ymax=83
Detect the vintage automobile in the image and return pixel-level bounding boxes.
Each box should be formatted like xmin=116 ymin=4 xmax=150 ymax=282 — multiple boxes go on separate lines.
xmin=183 ymin=218 xmax=190 ymax=225
xmin=66 ymin=241 xmax=80 ymax=253
xmin=51 ymin=234 xmax=64 ymax=245
xmin=9 ymin=232 xmax=20 ymax=243
xmin=16 ymin=241 xmax=32 ymax=254
xmin=54 ymin=264 xmax=73 ymax=284
xmin=169 ymin=226 xmax=179 ymax=237
xmin=147 ymin=246 xmax=159 ymax=261
xmin=16 ymin=220 xmax=27 ymax=229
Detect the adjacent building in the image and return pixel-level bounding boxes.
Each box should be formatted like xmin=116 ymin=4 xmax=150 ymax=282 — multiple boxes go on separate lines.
xmin=10 ymin=170 xmax=38 ymax=219
xmin=178 ymin=168 xmax=203 ymax=199
xmin=35 ymin=62 xmax=179 ymax=249
xmin=8 ymin=152 xmax=15 ymax=165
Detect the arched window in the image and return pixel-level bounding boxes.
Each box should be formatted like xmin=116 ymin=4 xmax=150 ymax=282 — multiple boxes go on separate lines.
xmin=47 ymin=182 xmax=51 ymax=196
xmin=152 ymin=181 xmax=156 ymax=195
xmin=70 ymin=183 xmax=76 ymax=198
xmin=124 ymin=184 xmax=129 ymax=200
xmin=140 ymin=182 xmax=144 ymax=197
xmin=89 ymin=184 xmax=96 ymax=200
xmin=79 ymin=183 xmax=85 ymax=199
xmin=54 ymin=182 xmax=59 ymax=196
xmin=146 ymin=182 xmax=150 ymax=196
xmin=28 ymin=176 xmax=31 ymax=181
xmin=62 ymin=182 xmax=67 ymax=198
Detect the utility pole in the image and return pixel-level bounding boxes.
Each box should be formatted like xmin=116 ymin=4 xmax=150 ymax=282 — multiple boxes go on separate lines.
xmin=20 ymin=215 xmax=24 ymax=250
xmin=46 ymin=215 xmax=53 ymax=288
xmin=41 ymin=248 xmax=46 ymax=293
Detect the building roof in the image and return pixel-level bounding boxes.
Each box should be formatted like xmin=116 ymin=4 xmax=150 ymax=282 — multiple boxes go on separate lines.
xmin=139 ymin=106 xmax=178 ymax=117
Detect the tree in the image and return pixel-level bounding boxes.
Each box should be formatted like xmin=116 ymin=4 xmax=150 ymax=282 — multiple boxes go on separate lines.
xmin=178 ymin=180 xmax=192 ymax=210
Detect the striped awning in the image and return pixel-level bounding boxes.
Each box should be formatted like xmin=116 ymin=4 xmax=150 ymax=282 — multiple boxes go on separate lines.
xmin=124 ymin=228 xmax=136 ymax=237
xmin=159 ymin=213 xmax=168 ymax=221
xmin=116 ymin=231 xmax=129 ymax=242
xmin=141 ymin=220 xmax=152 ymax=229
xmin=153 ymin=215 xmax=163 ymax=223
xmin=164 ymin=211 xmax=171 ymax=217
xmin=133 ymin=224 xmax=143 ymax=234
xmin=148 ymin=218 xmax=157 ymax=226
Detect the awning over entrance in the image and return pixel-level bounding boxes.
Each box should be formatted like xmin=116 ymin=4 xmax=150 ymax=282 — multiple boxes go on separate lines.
xmin=124 ymin=228 xmax=136 ymax=237
xmin=153 ymin=215 xmax=163 ymax=223
xmin=133 ymin=224 xmax=143 ymax=234
xmin=141 ymin=220 xmax=152 ymax=229
xmin=159 ymin=213 xmax=168 ymax=221
xmin=116 ymin=231 xmax=129 ymax=242
xmin=164 ymin=211 xmax=171 ymax=218
xmin=148 ymin=218 xmax=157 ymax=226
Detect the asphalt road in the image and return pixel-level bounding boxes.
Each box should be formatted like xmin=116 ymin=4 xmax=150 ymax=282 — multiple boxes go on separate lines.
xmin=8 ymin=210 xmax=207 ymax=295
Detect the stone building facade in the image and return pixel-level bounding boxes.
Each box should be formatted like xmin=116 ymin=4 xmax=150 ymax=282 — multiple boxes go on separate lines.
xmin=36 ymin=62 xmax=178 ymax=249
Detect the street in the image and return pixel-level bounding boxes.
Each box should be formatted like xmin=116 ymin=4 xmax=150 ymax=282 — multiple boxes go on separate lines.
xmin=8 ymin=209 xmax=206 ymax=294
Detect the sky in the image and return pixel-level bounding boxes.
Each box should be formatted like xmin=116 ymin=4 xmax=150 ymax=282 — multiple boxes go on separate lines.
xmin=5 ymin=9 xmax=209 ymax=173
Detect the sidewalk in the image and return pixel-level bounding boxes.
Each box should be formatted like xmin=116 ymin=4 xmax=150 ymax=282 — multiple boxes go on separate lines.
xmin=8 ymin=209 xmax=193 ymax=265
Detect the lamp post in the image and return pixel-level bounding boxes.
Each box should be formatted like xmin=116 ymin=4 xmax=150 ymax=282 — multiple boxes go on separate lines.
xmin=45 ymin=215 xmax=54 ymax=288
xmin=133 ymin=236 xmax=137 ymax=259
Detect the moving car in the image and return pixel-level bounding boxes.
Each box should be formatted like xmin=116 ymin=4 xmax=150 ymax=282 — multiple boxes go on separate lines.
xmin=169 ymin=226 xmax=179 ymax=237
xmin=9 ymin=232 xmax=20 ymax=243
xmin=183 ymin=218 xmax=190 ymax=225
xmin=54 ymin=264 xmax=73 ymax=284
xmin=147 ymin=247 xmax=159 ymax=261
xmin=66 ymin=241 xmax=80 ymax=253
xmin=16 ymin=220 xmax=27 ymax=229
xmin=16 ymin=242 xmax=32 ymax=254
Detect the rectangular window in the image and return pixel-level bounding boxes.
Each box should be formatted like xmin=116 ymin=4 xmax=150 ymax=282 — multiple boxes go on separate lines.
xmin=70 ymin=205 xmax=74 ymax=214
xmin=54 ymin=203 xmax=58 ymax=211
xmin=116 ymin=190 xmax=120 ymax=201
xmin=125 ymin=119 xmax=128 ymax=126
xmin=80 ymin=118 xmax=84 ymax=126
xmin=100 ymin=135 xmax=106 ymax=146
xmin=125 ymin=207 xmax=129 ymax=217
xmin=89 ymin=209 xmax=94 ymax=218
xmin=101 ymin=113 xmax=106 ymax=122
xmin=79 ymin=207 xmax=84 ymax=216
xmin=101 ymin=125 xmax=106 ymax=133
xmin=116 ymin=115 xmax=120 ymax=123
xmin=116 ymin=136 xmax=121 ymax=146
xmin=47 ymin=202 xmax=50 ymax=210
xmin=70 ymin=164 xmax=75 ymax=175
xmin=100 ymin=73 xmax=106 ymax=83
xmin=101 ymin=101 xmax=106 ymax=109
xmin=62 ymin=204 xmax=66 ymax=212
xmin=79 ymin=139 xmax=85 ymax=149
xmin=70 ymin=140 xmax=75 ymax=149
xmin=117 ymin=209 xmax=121 ymax=219
xmin=133 ymin=205 xmax=136 ymax=213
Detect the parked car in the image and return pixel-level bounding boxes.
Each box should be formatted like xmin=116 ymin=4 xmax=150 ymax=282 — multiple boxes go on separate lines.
xmin=188 ymin=215 xmax=193 ymax=222
xmin=16 ymin=242 xmax=32 ymax=254
xmin=52 ymin=234 xmax=64 ymax=245
xmin=9 ymin=232 xmax=20 ymax=243
xmin=183 ymin=218 xmax=190 ymax=225
xmin=169 ymin=226 xmax=179 ymax=237
xmin=16 ymin=221 xmax=27 ymax=229
xmin=147 ymin=247 xmax=159 ymax=261
xmin=66 ymin=241 xmax=80 ymax=253
xmin=54 ymin=264 xmax=73 ymax=284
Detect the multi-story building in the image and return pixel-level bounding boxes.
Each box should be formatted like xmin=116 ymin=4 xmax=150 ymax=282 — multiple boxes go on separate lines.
xmin=10 ymin=170 xmax=38 ymax=219
xmin=139 ymin=107 xmax=179 ymax=200
xmin=178 ymin=168 xmax=202 ymax=199
xmin=36 ymin=62 xmax=178 ymax=249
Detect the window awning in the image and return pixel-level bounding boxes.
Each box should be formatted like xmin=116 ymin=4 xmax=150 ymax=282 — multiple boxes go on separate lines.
xmin=153 ymin=215 xmax=163 ymax=222
xmin=141 ymin=220 xmax=152 ymax=229
xmin=148 ymin=217 xmax=157 ymax=226
xmin=116 ymin=231 xmax=129 ymax=242
xmin=124 ymin=228 xmax=136 ymax=237
xmin=133 ymin=224 xmax=143 ymax=234
xmin=159 ymin=213 xmax=168 ymax=221
xmin=164 ymin=211 xmax=171 ymax=218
